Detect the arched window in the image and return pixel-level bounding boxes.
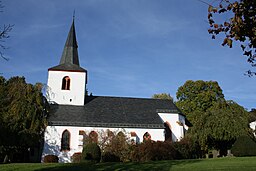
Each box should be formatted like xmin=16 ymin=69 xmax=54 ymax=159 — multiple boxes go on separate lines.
xmin=164 ymin=122 xmax=172 ymax=142
xmin=130 ymin=132 xmax=137 ymax=145
xmin=143 ymin=132 xmax=151 ymax=142
xmin=61 ymin=76 xmax=70 ymax=90
xmin=107 ymin=129 xmax=114 ymax=139
xmin=89 ymin=131 xmax=98 ymax=143
xmin=61 ymin=130 xmax=70 ymax=151
xmin=114 ymin=131 xmax=126 ymax=143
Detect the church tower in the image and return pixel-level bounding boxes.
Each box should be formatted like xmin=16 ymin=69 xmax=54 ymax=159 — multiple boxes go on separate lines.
xmin=47 ymin=19 xmax=87 ymax=106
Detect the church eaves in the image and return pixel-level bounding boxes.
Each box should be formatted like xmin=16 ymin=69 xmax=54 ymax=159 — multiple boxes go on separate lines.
xmin=48 ymin=19 xmax=86 ymax=72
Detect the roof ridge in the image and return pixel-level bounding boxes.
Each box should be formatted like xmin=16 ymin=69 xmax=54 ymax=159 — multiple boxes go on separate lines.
xmin=86 ymin=95 xmax=172 ymax=101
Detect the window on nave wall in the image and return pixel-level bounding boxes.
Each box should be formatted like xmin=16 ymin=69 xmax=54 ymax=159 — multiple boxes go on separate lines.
xmin=164 ymin=121 xmax=172 ymax=142
xmin=89 ymin=131 xmax=98 ymax=143
xmin=61 ymin=130 xmax=70 ymax=151
xmin=61 ymin=76 xmax=70 ymax=90
xmin=143 ymin=132 xmax=151 ymax=142
xmin=130 ymin=132 xmax=137 ymax=145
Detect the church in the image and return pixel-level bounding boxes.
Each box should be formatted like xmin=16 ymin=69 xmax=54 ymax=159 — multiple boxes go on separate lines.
xmin=41 ymin=20 xmax=191 ymax=163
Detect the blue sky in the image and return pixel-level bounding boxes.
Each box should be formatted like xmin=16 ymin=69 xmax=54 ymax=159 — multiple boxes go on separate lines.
xmin=0 ymin=0 xmax=255 ymax=110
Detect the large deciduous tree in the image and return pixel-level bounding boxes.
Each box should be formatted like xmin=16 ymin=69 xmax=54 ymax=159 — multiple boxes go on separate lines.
xmin=0 ymin=76 xmax=48 ymax=162
xmin=207 ymin=0 xmax=256 ymax=76
xmin=152 ymin=93 xmax=173 ymax=101
xmin=176 ymin=80 xmax=248 ymax=156
xmin=249 ymin=108 xmax=256 ymax=123
xmin=191 ymin=100 xmax=248 ymax=156
xmin=176 ymin=80 xmax=224 ymax=119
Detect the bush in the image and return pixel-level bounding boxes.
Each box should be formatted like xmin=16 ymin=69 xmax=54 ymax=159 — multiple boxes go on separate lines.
xmin=130 ymin=141 xmax=177 ymax=162
xmin=103 ymin=131 xmax=131 ymax=162
xmin=231 ymin=135 xmax=256 ymax=157
xmin=101 ymin=151 xmax=120 ymax=162
xmin=72 ymin=152 xmax=82 ymax=163
xmin=82 ymin=143 xmax=101 ymax=162
xmin=43 ymin=155 xmax=59 ymax=163
xmin=174 ymin=137 xmax=201 ymax=159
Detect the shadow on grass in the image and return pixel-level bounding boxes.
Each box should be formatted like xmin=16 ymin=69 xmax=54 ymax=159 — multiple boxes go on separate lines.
xmin=35 ymin=159 xmax=203 ymax=171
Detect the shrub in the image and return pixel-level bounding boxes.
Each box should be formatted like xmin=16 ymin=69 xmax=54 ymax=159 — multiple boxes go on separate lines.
xmin=101 ymin=151 xmax=120 ymax=162
xmin=130 ymin=141 xmax=177 ymax=162
xmin=231 ymin=135 xmax=256 ymax=157
xmin=174 ymin=137 xmax=201 ymax=159
xmin=43 ymin=155 xmax=59 ymax=163
xmin=72 ymin=152 xmax=82 ymax=163
xmin=82 ymin=143 xmax=101 ymax=162
xmin=103 ymin=131 xmax=131 ymax=162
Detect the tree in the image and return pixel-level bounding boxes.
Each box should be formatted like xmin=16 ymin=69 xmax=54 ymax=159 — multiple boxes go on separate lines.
xmin=206 ymin=0 xmax=256 ymax=76
xmin=0 ymin=76 xmax=48 ymax=162
xmin=249 ymin=108 xmax=256 ymax=123
xmin=192 ymin=100 xmax=248 ymax=156
xmin=176 ymin=80 xmax=224 ymax=119
xmin=0 ymin=1 xmax=13 ymax=61
xmin=152 ymin=93 xmax=173 ymax=101
xmin=176 ymin=80 xmax=248 ymax=156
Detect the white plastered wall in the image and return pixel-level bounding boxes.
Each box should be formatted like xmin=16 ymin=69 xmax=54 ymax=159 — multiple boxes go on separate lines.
xmin=47 ymin=70 xmax=86 ymax=105
xmin=158 ymin=113 xmax=186 ymax=142
xmin=42 ymin=126 xmax=165 ymax=163
xmin=250 ymin=121 xmax=256 ymax=136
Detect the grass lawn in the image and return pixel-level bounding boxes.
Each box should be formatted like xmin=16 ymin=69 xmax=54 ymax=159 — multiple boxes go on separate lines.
xmin=0 ymin=157 xmax=256 ymax=171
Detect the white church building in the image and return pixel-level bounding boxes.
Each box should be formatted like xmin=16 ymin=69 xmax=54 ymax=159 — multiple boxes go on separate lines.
xmin=41 ymin=20 xmax=191 ymax=163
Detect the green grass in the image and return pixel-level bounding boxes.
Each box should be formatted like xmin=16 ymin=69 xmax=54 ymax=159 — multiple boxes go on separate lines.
xmin=0 ymin=157 xmax=256 ymax=171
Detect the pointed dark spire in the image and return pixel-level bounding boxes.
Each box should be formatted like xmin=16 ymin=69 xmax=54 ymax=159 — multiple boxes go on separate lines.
xmin=48 ymin=18 xmax=86 ymax=72
xmin=60 ymin=19 xmax=79 ymax=65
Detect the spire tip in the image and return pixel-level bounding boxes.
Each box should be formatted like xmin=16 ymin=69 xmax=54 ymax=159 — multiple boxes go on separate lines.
xmin=73 ymin=10 xmax=75 ymax=21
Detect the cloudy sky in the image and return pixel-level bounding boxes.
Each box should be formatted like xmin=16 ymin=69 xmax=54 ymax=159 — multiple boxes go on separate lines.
xmin=0 ymin=0 xmax=255 ymax=110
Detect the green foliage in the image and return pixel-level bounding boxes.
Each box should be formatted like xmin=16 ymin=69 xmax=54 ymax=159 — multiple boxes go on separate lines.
xmin=43 ymin=155 xmax=59 ymax=163
xmin=173 ymin=136 xmax=201 ymax=159
xmin=103 ymin=131 xmax=131 ymax=162
xmin=206 ymin=101 xmax=248 ymax=142
xmin=176 ymin=80 xmax=224 ymax=117
xmin=0 ymin=76 xmax=48 ymax=162
xmin=231 ymin=135 xmax=256 ymax=157
xmin=249 ymin=108 xmax=256 ymax=123
xmin=176 ymin=80 xmax=249 ymax=155
xmin=207 ymin=0 xmax=256 ymax=76
xmin=152 ymin=93 xmax=173 ymax=101
xmin=82 ymin=143 xmax=101 ymax=162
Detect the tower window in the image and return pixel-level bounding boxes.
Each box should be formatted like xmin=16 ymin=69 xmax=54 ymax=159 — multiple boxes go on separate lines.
xmin=62 ymin=76 xmax=70 ymax=90
xmin=61 ymin=130 xmax=70 ymax=151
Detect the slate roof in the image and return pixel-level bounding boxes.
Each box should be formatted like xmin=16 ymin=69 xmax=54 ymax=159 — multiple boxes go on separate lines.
xmin=48 ymin=19 xmax=86 ymax=72
xmin=48 ymin=96 xmax=183 ymax=129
